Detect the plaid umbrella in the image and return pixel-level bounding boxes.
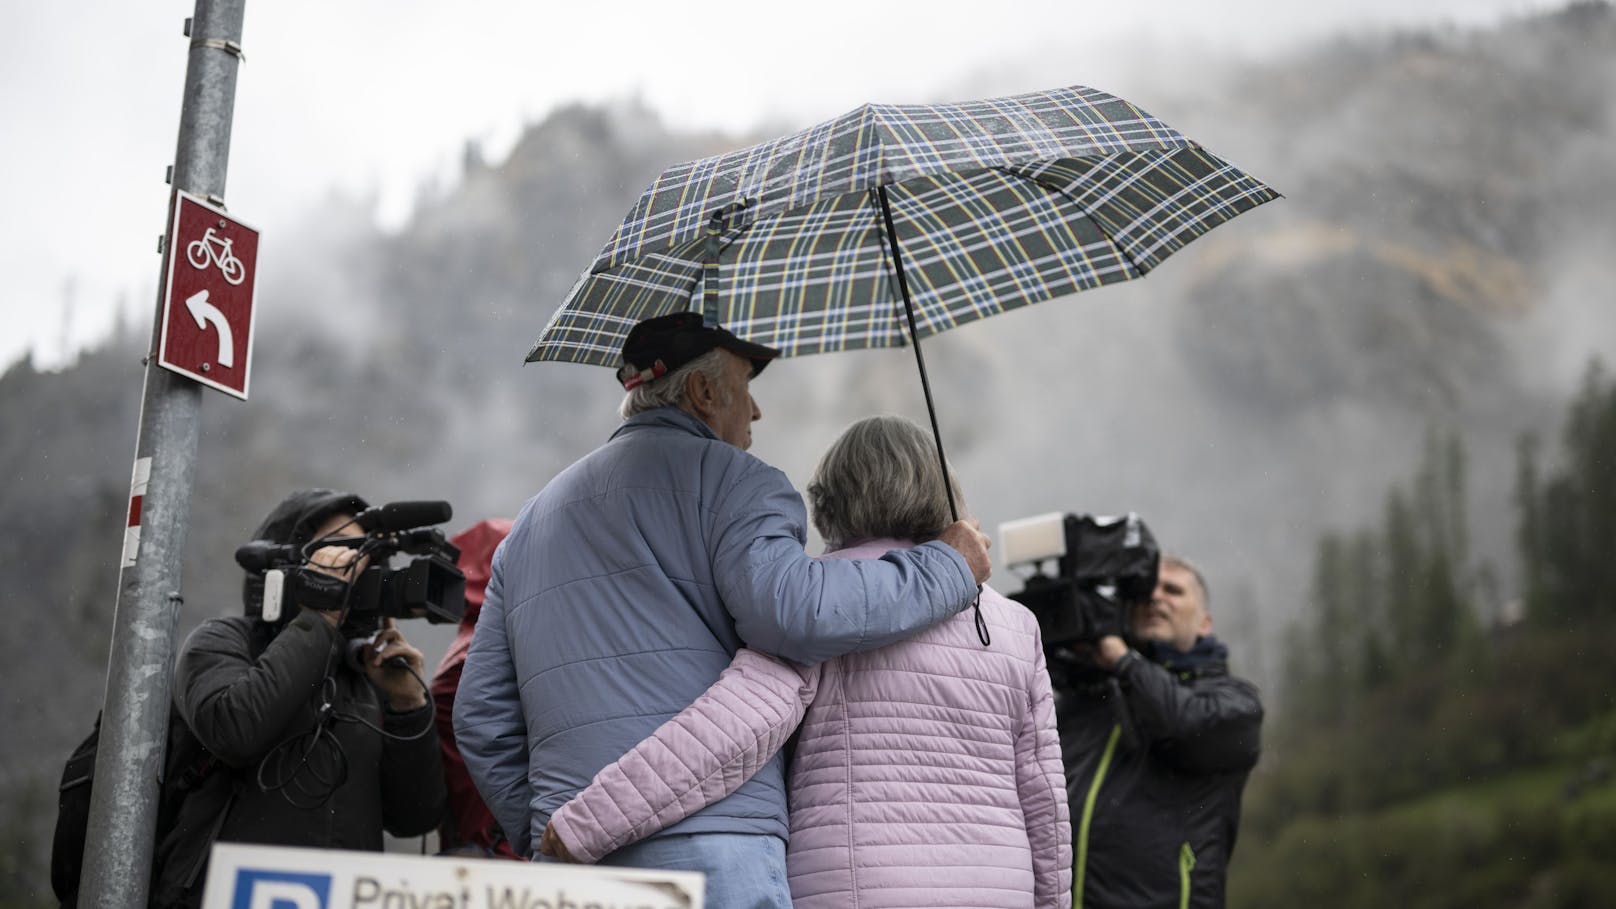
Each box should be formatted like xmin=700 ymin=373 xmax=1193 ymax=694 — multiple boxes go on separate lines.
xmin=529 ymin=84 xmax=1276 ymax=644
xmin=527 ymin=83 xmax=1278 ymax=368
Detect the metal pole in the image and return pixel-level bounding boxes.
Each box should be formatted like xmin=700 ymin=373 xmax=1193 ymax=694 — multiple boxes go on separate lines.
xmin=80 ymin=3 xmax=246 ymax=907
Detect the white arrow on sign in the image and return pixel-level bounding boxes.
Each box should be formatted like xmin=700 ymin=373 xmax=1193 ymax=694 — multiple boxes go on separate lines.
xmin=183 ymin=289 xmax=234 ymax=368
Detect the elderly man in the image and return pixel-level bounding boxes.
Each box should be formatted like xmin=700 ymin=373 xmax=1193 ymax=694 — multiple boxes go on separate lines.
xmin=1060 ymin=555 xmax=1264 ymax=909
xmin=455 ymin=313 xmax=991 ymax=907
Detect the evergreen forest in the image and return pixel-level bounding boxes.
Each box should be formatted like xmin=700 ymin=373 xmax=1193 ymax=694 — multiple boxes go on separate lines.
xmin=1230 ymin=362 xmax=1616 ymax=908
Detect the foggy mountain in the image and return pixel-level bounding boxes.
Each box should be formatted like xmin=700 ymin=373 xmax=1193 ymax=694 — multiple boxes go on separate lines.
xmin=2 ymin=3 xmax=1613 ymax=901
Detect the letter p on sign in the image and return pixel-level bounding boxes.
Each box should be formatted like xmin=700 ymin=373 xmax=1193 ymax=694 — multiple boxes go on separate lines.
xmin=231 ymin=870 xmax=330 ymax=909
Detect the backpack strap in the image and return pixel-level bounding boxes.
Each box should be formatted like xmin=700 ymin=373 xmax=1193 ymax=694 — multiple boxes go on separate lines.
xmin=50 ymin=712 xmax=103 ymax=906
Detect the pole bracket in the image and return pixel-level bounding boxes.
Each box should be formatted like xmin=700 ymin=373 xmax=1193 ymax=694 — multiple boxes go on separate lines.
xmin=190 ymin=38 xmax=246 ymax=62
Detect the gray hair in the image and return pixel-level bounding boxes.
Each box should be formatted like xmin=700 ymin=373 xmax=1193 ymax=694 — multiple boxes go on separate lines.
xmin=807 ymin=415 xmax=966 ymax=549
xmin=619 ymin=348 xmax=731 ymax=419
xmin=1161 ymin=553 xmax=1211 ymax=609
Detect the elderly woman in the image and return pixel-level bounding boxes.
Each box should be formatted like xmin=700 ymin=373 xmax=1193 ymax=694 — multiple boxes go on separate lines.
xmin=542 ymin=415 xmax=1071 ymax=909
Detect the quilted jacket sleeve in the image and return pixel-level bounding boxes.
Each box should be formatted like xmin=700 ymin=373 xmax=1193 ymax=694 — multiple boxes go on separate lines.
xmin=549 ymin=649 xmax=819 ymax=863
xmin=1017 ymin=639 xmax=1073 ymax=909
xmin=453 ymin=548 xmax=534 ymax=857
xmin=174 ymin=613 xmax=340 ymax=768
xmin=710 ymin=460 xmax=977 ymax=665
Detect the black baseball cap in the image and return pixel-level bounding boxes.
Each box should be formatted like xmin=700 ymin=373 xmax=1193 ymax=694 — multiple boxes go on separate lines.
xmin=617 ymin=312 xmax=781 ymax=390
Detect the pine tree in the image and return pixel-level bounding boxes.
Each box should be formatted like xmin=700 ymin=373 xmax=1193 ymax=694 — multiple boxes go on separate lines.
xmin=1518 ymin=359 xmax=1616 ymax=622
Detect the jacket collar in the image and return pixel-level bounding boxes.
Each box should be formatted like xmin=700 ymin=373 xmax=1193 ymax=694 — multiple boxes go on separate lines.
xmin=610 ymin=406 xmax=718 ymax=443
xmin=1143 ymin=634 xmax=1230 ymax=678
xmin=824 ymin=537 xmax=915 ymax=559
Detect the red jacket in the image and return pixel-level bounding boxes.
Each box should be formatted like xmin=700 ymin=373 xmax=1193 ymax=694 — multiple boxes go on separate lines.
xmin=430 ymin=518 xmax=518 ymax=858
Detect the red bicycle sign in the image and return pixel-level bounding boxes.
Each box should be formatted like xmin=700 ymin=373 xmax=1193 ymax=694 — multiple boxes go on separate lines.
xmin=158 ymin=190 xmax=260 ymax=399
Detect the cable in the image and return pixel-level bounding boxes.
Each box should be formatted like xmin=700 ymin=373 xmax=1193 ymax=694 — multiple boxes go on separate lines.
xmin=254 ymin=677 xmax=350 ymax=809
xmin=330 ymin=662 xmax=436 ymax=743
xmin=253 ymin=665 xmax=433 ymax=808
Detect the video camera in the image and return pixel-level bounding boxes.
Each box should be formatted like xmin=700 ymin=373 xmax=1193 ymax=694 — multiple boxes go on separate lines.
xmin=236 ymin=500 xmax=467 ymax=627
xmin=999 ymin=512 xmax=1160 ymax=647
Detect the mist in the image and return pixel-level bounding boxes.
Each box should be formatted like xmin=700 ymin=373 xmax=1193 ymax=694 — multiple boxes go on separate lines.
xmin=2 ymin=4 xmax=1613 ymax=904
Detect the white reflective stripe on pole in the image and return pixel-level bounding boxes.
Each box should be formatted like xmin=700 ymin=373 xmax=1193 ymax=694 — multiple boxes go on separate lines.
xmin=80 ymin=3 xmax=247 ymax=907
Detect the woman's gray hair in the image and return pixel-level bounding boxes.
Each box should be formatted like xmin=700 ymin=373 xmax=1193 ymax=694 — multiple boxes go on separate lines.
xmin=807 ymin=415 xmax=966 ymax=549
xmin=619 ymin=348 xmax=731 ymax=419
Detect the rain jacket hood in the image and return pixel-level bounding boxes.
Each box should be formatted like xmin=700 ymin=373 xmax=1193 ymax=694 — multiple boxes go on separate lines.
xmin=449 ymin=519 xmax=512 ymax=628
xmin=240 ymin=488 xmax=368 ymax=620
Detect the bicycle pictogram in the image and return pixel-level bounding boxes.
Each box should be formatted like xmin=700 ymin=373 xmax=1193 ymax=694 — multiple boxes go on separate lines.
xmin=186 ymin=227 xmax=246 ymax=285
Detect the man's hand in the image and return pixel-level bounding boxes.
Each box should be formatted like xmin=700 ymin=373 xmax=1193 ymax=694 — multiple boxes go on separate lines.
xmin=307 ymin=543 xmax=362 ymax=579
xmin=1094 ymin=635 xmax=1130 ymax=672
xmin=361 ymin=619 xmax=428 ymax=710
xmin=303 ymin=544 xmax=363 ymax=628
xmin=539 ymin=821 xmax=579 ymax=863
xmin=938 ymin=518 xmax=992 ymax=586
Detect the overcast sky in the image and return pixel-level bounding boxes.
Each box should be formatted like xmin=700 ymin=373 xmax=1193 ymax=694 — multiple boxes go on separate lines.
xmin=0 ymin=0 xmax=1560 ymax=370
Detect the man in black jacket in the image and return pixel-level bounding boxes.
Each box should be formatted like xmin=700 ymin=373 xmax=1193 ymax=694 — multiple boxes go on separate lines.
xmin=1056 ymin=555 xmax=1263 ymax=909
xmin=154 ymin=490 xmax=445 ymax=907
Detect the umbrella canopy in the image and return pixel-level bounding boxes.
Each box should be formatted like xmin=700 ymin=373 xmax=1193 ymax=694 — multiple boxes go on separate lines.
xmin=527 ymin=83 xmax=1278 ymax=367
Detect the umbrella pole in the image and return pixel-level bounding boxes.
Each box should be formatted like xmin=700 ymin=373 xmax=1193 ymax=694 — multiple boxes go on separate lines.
xmin=877 ymin=186 xmax=989 ymax=647
xmin=875 ymin=186 xmax=958 ymax=521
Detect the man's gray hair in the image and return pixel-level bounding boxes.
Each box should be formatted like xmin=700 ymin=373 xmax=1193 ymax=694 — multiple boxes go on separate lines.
xmin=618 ymin=348 xmax=730 ymax=419
xmin=807 ymin=415 xmax=966 ymax=550
xmin=1161 ymin=553 xmax=1211 ymax=609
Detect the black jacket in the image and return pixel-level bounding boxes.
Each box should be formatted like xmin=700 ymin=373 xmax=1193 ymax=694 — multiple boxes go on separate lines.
xmin=155 ymin=612 xmax=444 ymax=906
xmin=1055 ymin=636 xmax=1263 ymax=909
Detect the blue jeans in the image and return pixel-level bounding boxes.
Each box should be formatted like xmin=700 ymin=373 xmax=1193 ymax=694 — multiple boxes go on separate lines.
xmin=597 ymin=832 xmax=790 ymax=909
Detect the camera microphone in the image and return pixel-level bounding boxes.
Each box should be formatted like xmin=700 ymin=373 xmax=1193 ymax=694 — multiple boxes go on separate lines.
xmin=236 ymin=540 xmax=298 ymax=572
xmin=354 ymin=500 xmax=453 ymax=534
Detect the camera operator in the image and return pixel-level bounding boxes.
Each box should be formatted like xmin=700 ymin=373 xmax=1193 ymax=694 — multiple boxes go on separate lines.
xmin=1056 ymin=555 xmax=1262 ymax=909
xmin=154 ymin=489 xmax=445 ymax=908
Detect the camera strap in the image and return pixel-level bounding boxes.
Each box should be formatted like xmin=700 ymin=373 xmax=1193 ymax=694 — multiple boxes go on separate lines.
xmin=292 ymin=567 xmax=350 ymax=612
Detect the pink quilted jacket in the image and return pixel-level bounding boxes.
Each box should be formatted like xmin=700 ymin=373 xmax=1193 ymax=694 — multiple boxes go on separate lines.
xmin=550 ymin=539 xmax=1072 ymax=908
